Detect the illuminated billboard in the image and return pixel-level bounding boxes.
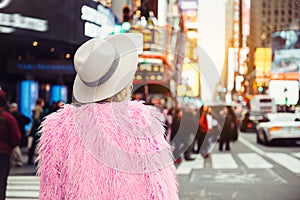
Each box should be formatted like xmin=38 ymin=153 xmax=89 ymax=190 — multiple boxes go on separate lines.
xmin=0 ymin=0 xmax=116 ymax=44
xmin=254 ymin=48 xmax=272 ymax=84
xmin=269 ymin=80 xmax=299 ymax=105
xmin=182 ymin=63 xmax=199 ymax=97
xmin=272 ymin=30 xmax=300 ymax=51
xmin=271 ymin=30 xmax=300 ymax=80
xmin=178 ymin=0 xmax=198 ymax=29
xmin=271 ymin=49 xmax=300 ymax=73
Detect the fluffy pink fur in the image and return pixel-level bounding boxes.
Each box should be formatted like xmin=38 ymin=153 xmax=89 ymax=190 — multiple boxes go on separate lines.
xmin=37 ymin=101 xmax=179 ymax=200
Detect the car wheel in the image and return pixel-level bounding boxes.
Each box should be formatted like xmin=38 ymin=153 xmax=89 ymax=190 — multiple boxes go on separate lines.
xmin=262 ymin=130 xmax=270 ymax=146
xmin=256 ymin=133 xmax=262 ymax=144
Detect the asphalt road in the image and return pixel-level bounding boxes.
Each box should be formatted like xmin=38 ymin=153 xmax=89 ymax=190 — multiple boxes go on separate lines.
xmin=177 ymin=131 xmax=300 ymax=200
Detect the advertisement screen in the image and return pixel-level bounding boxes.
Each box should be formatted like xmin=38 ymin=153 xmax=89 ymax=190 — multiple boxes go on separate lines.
xmin=269 ymin=80 xmax=299 ymax=105
xmin=0 ymin=0 xmax=116 ymax=44
xmin=272 ymin=30 xmax=300 ymax=51
xmin=271 ymin=30 xmax=300 ymax=80
xmin=271 ymin=49 xmax=300 ymax=73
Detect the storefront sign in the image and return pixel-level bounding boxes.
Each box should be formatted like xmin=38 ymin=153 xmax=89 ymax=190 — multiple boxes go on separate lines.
xmin=7 ymin=60 xmax=75 ymax=75
xmin=0 ymin=0 xmax=116 ymax=44
xmin=0 ymin=12 xmax=48 ymax=32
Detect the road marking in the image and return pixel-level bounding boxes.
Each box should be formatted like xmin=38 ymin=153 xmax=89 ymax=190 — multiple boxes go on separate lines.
xmin=238 ymin=153 xmax=273 ymax=169
xmin=239 ymin=136 xmax=300 ymax=174
xmin=213 ymin=172 xmax=260 ymax=183
xmin=176 ymin=157 xmax=204 ymax=174
xmin=238 ymin=136 xmax=266 ymax=156
xmin=292 ymin=152 xmax=300 ymax=159
xmin=266 ymin=169 xmax=288 ymax=184
xmin=212 ymin=154 xmax=238 ymax=169
xmin=5 ymin=199 xmax=38 ymax=200
xmin=266 ymin=153 xmax=300 ymax=174
xmin=6 ymin=176 xmax=39 ymax=199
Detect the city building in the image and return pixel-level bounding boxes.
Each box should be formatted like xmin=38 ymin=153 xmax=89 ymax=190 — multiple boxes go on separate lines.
xmin=248 ymin=0 xmax=300 ymax=98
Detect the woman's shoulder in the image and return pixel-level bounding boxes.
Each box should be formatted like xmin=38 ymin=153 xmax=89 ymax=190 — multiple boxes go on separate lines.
xmin=41 ymin=104 xmax=74 ymax=128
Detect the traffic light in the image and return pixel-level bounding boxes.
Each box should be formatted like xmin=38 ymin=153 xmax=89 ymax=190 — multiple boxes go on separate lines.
xmin=122 ymin=5 xmax=131 ymax=23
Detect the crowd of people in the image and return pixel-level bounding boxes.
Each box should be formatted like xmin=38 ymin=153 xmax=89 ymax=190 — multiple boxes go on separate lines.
xmin=151 ymin=99 xmax=239 ymax=163
xmin=0 ymin=93 xmax=65 ymax=167
xmin=1 ymin=88 xmax=239 ymax=167
xmin=0 ymin=89 xmax=66 ymax=199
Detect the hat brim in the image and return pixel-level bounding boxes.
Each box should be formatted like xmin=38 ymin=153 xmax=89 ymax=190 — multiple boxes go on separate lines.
xmin=73 ymin=34 xmax=138 ymax=103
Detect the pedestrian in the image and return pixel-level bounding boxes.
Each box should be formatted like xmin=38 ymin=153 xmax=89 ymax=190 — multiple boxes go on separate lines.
xmin=201 ymin=106 xmax=213 ymax=158
xmin=171 ymin=108 xmax=183 ymax=163
xmin=219 ymin=106 xmax=237 ymax=151
xmin=9 ymin=103 xmax=31 ymax=148
xmin=195 ymin=105 xmax=210 ymax=157
xmin=27 ymin=98 xmax=44 ymax=165
xmin=37 ymin=34 xmax=179 ymax=200
xmin=0 ymin=90 xmax=21 ymax=200
xmin=165 ymin=107 xmax=175 ymax=142
xmin=182 ymin=106 xmax=198 ymax=161
xmin=9 ymin=103 xmax=30 ymax=167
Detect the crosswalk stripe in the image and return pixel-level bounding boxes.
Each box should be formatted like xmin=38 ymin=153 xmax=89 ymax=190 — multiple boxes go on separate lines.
xmin=266 ymin=153 xmax=300 ymax=174
xmin=177 ymin=152 xmax=300 ymax=174
xmin=211 ymin=154 xmax=238 ymax=169
xmin=6 ymin=199 xmax=38 ymax=200
xmin=6 ymin=176 xmax=39 ymax=199
xmin=292 ymin=152 xmax=300 ymax=159
xmin=238 ymin=153 xmax=273 ymax=169
xmin=176 ymin=156 xmax=204 ymax=175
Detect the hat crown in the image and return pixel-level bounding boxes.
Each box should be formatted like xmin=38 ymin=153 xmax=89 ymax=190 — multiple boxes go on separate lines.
xmin=74 ymin=38 xmax=116 ymax=83
xmin=72 ymin=33 xmax=143 ymax=103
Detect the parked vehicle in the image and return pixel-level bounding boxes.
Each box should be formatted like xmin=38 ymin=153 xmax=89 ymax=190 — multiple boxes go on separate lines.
xmin=256 ymin=113 xmax=300 ymax=145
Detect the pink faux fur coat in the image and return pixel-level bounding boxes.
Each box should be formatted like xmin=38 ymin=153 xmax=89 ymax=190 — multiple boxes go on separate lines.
xmin=37 ymin=101 xmax=179 ymax=200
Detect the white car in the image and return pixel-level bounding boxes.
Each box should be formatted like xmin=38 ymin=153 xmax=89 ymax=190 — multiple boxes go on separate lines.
xmin=256 ymin=113 xmax=300 ymax=145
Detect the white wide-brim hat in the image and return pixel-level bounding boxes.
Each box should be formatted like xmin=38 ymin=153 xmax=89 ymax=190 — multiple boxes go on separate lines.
xmin=73 ymin=33 xmax=143 ymax=103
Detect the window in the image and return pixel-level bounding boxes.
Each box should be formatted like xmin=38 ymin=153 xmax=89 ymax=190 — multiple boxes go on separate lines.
xmin=260 ymin=99 xmax=272 ymax=103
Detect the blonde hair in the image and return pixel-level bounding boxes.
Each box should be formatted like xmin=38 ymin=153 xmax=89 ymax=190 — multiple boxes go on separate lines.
xmin=109 ymin=83 xmax=132 ymax=102
xmin=72 ymin=83 xmax=132 ymax=107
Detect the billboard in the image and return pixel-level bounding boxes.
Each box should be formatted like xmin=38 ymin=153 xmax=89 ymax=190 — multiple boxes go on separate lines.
xmin=182 ymin=63 xmax=199 ymax=97
xmin=0 ymin=0 xmax=116 ymax=44
xmin=271 ymin=30 xmax=300 ymax=80
xmin=271 ymin=49 xmax=300 ymax=73
xmin=272 ymin=30 xmax=300 ymax=51
xmin=269 ymin=80 xmax=299 ymax=105
xmin=178 ymin=0 xmax=198 ymax=29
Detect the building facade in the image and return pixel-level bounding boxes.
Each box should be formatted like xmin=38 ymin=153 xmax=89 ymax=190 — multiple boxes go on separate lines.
xmin=248 ymin=0 xmax=300 ymax=95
